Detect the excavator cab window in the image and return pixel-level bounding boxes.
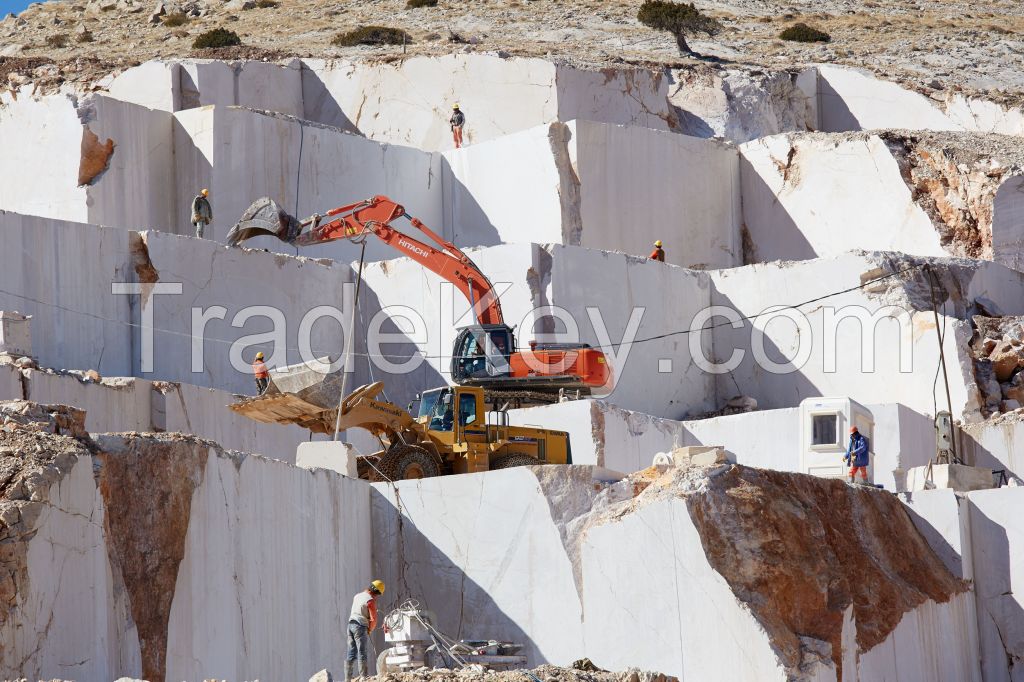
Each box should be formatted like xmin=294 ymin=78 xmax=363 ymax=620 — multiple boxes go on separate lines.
xmin=451 ymin=327 xmax=513 ymax=382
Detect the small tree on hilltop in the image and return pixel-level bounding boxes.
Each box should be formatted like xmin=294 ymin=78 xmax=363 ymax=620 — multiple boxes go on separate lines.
xmin=637 ymin=0 xmax=722 ymax=56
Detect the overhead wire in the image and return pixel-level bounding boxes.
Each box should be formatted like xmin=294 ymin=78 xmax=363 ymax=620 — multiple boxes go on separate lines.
xmin=611 ymin=262 xmax=926 ymax=349
xmin=0 ymin=262 xmax=929 ymax=364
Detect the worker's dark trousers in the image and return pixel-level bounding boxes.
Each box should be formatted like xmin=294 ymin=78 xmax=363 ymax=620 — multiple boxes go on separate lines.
xmin=346 ymin=620 xmax=369 ymax=678
xmin=255 ymin=377 xmax=268 ymax=395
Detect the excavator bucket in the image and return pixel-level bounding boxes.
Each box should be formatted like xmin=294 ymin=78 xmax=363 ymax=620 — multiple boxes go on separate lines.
xmin=226 ymin=197 xmax=302 ymax=247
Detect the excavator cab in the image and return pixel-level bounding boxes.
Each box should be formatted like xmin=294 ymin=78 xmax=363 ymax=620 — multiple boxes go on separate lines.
xmin=451 ymin=325 xmax=514 ymax=383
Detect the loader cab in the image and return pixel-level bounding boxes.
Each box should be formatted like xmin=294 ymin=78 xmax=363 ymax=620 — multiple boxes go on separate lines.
xmin=418 ymin=386 xmax=485 ymax=436
xmin=419 ymin=387 xmax=455 ymax=431
xmin=451 ymin=325 xmax=514 ymax=383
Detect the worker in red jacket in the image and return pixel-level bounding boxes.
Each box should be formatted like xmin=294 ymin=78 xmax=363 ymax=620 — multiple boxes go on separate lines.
xmin=252 ymin=351 xmax=269 ymax=395
xmin=649 ymin=240 xmax=665 ymax=262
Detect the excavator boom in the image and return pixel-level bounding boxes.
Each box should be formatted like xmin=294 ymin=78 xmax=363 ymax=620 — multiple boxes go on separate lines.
xmin=228 ymin=196 xmax=503 ymax=326
xmin=227 ymin=195 xmax=612 ymax=392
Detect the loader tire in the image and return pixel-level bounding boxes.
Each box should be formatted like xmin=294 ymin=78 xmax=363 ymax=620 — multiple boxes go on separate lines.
xmin=378 ymin=444 xmax=440 ymax=481
xmin=359 ymin=453 xmax=384 ymax=481
xmin=491 ymin=453 xmax=541 ymax=470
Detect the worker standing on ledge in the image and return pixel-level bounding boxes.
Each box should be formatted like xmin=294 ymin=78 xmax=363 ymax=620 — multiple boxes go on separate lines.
xmin=252 ymin=351 xmax=269 ymax=395
xmin=191 ymin=188 xmax=212 ymax=239
xmin=844 ymin=426 xmax=870 ymax=484
xmin=450 ymin=103 xmax=465 ymax=148
xmin=346 ymin=580 xmax=385 ymax=680
xmin=649 ymin=240 xmax=665 ymax=262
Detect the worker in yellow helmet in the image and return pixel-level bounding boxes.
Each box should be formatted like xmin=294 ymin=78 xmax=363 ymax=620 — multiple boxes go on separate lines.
xmin=346 ymin=579 xmax=385 ymax=680
xmin=649 ymin=240 xmax=665 ymax=262
xmin=251 ymin=351 xmax=269 ymax=395
xmin=191 ymin=188 xmax=213 ymax=239
xmin=449 ymin=103 xmax=465 ymax=149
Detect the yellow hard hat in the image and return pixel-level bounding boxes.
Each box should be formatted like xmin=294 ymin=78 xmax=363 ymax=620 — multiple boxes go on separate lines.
xmin=255 ymin=351 xmax=264 ymax=360
xmin=201 ymin=188 xmax=209 ymax=197
xmin=371 ymin=579 xmax=385 ymax=594
xmin=654 ymin=240 xmax=662 ymax=247
xmin=452 ymin=103 xmax=459 ymax=109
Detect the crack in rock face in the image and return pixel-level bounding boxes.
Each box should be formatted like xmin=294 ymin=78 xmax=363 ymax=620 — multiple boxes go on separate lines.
xmin=685 ymin=466 xmax=966 ymax=680
xmin=93 ymin=433 xmax=210 ymax=682
xmin=77 ymin=127 xmax=115 ymax=186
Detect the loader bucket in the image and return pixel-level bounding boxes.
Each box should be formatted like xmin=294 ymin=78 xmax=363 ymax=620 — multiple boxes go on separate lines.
xmin=226 ymin=197 xmax=302 ymax=247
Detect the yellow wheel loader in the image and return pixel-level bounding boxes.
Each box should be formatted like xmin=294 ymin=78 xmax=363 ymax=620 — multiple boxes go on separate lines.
xmin=230 ymin=368 xmax=571 ymax=481
xmin=339 ymin=381 xmax=571 ymax=481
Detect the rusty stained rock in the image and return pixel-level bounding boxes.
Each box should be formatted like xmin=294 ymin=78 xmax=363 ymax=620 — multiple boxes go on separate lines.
xmin=77 ymin=126 xmax=115 ymax=186
xmin=882 ymin=131 xmax=1022 ymax=261
xmin=93 ymin=433 xmax=210 ymax=682
xmin=686 ymin=466 xmax=966 ymax=679
xmin=548 ymin=122 xmax=583 ymax=246
xmin=127 ymin=232 xmax=161 ymax=306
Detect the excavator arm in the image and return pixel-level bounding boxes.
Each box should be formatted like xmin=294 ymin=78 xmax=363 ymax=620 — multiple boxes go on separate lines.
xmin=227 ymin=195 xmax=504 ymax=326
xmin=227 ymin=194 xmax=613 ymax=393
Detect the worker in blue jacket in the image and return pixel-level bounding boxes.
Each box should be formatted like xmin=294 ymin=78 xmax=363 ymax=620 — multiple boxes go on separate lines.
xmin=844 ymin=426 xmax=870 ymax=484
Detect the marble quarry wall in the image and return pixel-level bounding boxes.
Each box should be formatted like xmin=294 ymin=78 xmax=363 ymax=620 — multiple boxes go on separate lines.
xmin=740 ymin=131 xmax=1024 ymax=270
xmin=507 ymin=399 xmax=684 ymax=472
xmin=961 ymin=416 xmax=1024 ymax=478
xmin=372 ymin=463 xmax=978 ymax=681
xmin=0 ymin=415 xmax=370 ymax=682
xmin=812 ymin=65 xmax=1024 ymax=136
xmin=0 ymin=92 xmax=176 ymax=232
xmin=12 ymin=61 xmax=1024 ymax=277
xmin=0 ymin=213 xmax=138 ymax=377
xmin=566 ymin=120 xmax=739 ymax=269
xmin=739 ymin=133 xmax=946 ymax=263
xmin=104 ymin=58 xmax=305 ymax=116
xmin=1 ymin=398 xmax=1012 ymax=682
xmin=0 ymin=212 xmax=354 ymax=396
xmin=103 ymin=55 xmax=674 ymax=151
xmin=171 ymin=105 xmax=443 ymax=263
xmin=100 ymin=59 xmax=1024 ymax=151
xmin=965 ymin=487 xmax=1024 ymax=682
xmin=300 ymin=55 xmax=675 ymax=150
xmin=905 ymin=486 xmax=1024 ymax=682
xmin=0 ymin=88 xmax=739 ymax=269
xmin=708 ymin=252 xmax=1024 ymax=423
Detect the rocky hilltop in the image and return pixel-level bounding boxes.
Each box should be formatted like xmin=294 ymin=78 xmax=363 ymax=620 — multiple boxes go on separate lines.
xmin=2 ymin=0 xmax=1024 ymax=104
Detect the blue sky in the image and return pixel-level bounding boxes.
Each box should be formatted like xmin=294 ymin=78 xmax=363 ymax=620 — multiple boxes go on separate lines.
xmin=1 ymin=0 xmax=37 ymax=16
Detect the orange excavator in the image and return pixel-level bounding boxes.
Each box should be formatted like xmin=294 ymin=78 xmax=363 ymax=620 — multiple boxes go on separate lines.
xmin=226 ymin=195 xmax=611 ymax=398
